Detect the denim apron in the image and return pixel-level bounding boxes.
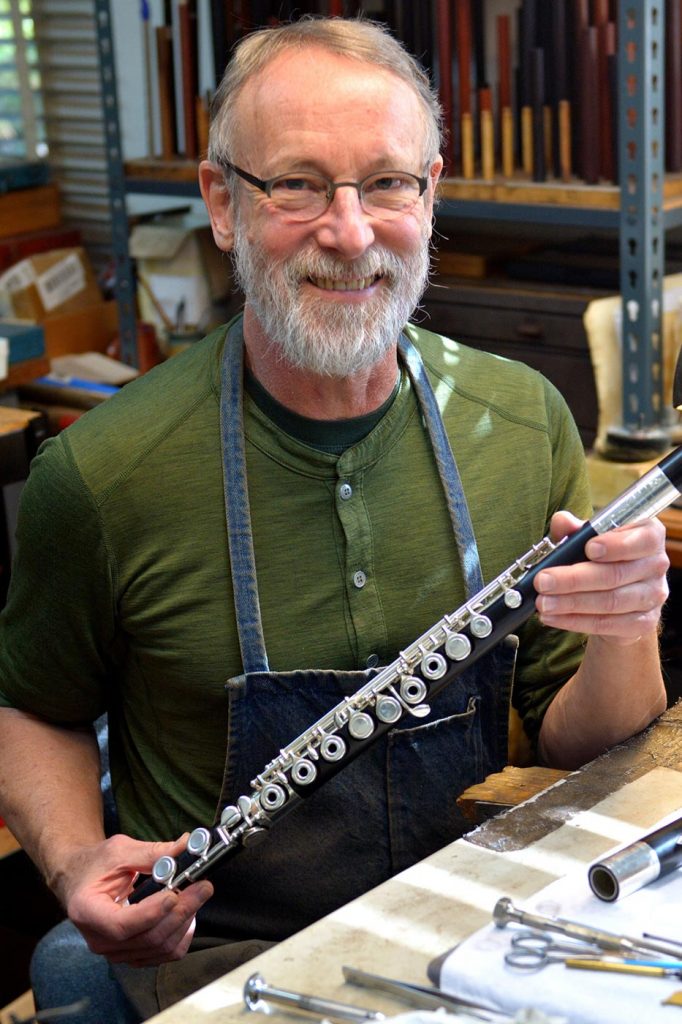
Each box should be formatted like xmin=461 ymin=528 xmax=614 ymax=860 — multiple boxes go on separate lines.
xmin=195 ymin=321 xmax=517 ymax=941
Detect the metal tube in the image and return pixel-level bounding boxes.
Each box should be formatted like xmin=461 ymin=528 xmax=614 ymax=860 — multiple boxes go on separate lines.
xmin=244 ymin=973 xmax=385 ymax=1023
xmin=588 ymin=816 xmax=682 ymax=902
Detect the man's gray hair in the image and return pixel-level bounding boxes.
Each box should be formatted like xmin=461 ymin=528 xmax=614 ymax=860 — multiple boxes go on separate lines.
xmin=207 ymin=16 xmax=443 ymax=168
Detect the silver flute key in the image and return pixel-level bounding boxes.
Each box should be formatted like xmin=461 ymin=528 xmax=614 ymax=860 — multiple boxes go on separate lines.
xmin=130 ymin=446 xmax=682 ymax=905
xmin=244 ymin=973 xmax=385 ymax=1023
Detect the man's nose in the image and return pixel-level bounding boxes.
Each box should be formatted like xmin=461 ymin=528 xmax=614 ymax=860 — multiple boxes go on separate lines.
xmin=312 ymin=184 xmax=375 ymax=258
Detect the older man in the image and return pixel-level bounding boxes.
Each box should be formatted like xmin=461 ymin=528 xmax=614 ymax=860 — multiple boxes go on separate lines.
xmin=0 ymin=15 xmax=668 ymax=1023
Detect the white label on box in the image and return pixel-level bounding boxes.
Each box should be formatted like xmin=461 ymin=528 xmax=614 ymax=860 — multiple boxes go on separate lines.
xmin=36 ymin=253 xmax=86 ymax=312
xmin=0 ymin=337 xmax=8 ymax=381
xmin=0 ymin=261 xmax=36 ymax=294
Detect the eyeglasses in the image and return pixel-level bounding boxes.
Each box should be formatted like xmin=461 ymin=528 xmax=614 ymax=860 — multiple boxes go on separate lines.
xmin=220 ymin=160 xmax=429 ymax=222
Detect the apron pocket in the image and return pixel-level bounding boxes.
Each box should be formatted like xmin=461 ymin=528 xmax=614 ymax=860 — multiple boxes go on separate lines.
xmin=387 ymin=693 xmax=488 ymax=872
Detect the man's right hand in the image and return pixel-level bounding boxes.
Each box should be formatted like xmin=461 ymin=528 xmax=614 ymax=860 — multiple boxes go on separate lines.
xmin=56 ymin=833 xmax=214 ymax=967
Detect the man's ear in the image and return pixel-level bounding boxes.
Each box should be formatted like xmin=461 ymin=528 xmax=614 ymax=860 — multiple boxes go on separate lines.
xmin=424 ymin=156 xmax=444 ymax=239
xmin=199 ymin=160 xmax=235 ymax=252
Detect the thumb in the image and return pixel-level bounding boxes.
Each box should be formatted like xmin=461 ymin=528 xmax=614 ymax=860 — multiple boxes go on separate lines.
xmin=549 ymin=509 xmax=584 ymax=543
xmin=133 ymin=832 xmax=190 ymax=873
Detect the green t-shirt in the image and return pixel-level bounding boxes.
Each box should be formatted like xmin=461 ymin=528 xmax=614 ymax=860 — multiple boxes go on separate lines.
xmin=0 ymin=320 xmax=592 ymax=840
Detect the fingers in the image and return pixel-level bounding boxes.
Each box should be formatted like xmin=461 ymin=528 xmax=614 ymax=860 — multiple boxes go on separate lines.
xmin=64 ymin=833 xmax=215 ymax=967
xmin=74 ymin=880 xmax=214 ymax=966
xmin=535 ymin=516 xmax=669 ymax=641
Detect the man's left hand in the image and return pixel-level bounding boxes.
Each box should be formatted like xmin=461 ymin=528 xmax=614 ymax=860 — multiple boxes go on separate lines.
xmin=534 ymin=512 xmax=670 ymax=645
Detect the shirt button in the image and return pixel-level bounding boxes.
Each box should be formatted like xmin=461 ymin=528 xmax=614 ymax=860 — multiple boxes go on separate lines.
xmin=366 ymin=653 xmax=379 ymax=668
xmin=339 ymin=482 xmax=353 ymax=500
xmin=353 ymin=570 xmax=367 ymax=589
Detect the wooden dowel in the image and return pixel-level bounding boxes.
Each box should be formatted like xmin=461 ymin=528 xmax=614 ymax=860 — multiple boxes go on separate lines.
xmin=456 ymin=0 xmax=474 ymax=178
xmin=479 ymin=87 xmax=495 ymax=180
xmin=558 ymin=98 xmax=572 ymax=181
xmin=501 ymin=106 xmax=515 ymax=178
xmin=436 ymin=0 xmax=454 ymax=168
xmin=155 ymin=25 xmax=176 ymax=158
xmin=531 ymin=47 xmax=546 ymax=182
xmin=461 ymin=111 xmax=475 ymax=179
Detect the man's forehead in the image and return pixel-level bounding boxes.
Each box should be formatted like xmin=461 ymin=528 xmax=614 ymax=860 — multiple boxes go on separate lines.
xmin=233 ymin=48 xmax=426 ymax=163
xmin=239 ymin=48 xmax=420 ymax=122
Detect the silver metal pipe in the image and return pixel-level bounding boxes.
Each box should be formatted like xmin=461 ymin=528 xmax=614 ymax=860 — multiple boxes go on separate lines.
xmin=588 ymin=816 xmax=682 ymax=902
xmin=244 ymin=973 xmax=385 ymax=1023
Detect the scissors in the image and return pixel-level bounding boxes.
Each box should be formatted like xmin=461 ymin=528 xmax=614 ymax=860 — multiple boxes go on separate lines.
xmin=504 ymin=930 xmax=682 ymax=975
xmin=504 ymin=930 xmax=602 ymax=971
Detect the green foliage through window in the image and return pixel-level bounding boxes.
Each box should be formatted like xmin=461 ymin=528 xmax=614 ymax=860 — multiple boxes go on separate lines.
xmin=0 ymin=0 xmax=46 ymax=158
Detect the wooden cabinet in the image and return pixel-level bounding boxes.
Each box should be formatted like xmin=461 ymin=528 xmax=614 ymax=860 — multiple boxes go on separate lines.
xmin=422 ymin=276 xmax=604 ymax=448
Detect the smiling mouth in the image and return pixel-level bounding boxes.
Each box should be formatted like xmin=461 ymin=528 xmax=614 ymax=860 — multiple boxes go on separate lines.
xmin=307 ymin=273 xmax=382 ymax=291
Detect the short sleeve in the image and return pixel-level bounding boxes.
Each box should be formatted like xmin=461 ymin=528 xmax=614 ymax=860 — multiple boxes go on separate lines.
xmin=0 ymin=433 xmax=116 ymax=723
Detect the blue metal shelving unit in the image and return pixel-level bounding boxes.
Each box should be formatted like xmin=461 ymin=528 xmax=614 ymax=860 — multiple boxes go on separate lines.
xmin=613 ymin=0 xmax=667 ymax=449
xmin=93 ymin=0 xmax=138 ymax=366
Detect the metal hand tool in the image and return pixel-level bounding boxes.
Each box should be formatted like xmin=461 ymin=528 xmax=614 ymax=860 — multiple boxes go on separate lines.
xmin=503 ymin=931 xmax=682 ymax=974
xmin=342 ymin=964 xmax=514 ymax=1022
xmin=493 ymin=896 xmax=682 ymax=961
xmin=244 ymin=972 xmax=385 ymax=1023
xmin=503 ymin=931 xmax=603 ymax=970
xmin=563 ymin=960 xmax=682 ymax=978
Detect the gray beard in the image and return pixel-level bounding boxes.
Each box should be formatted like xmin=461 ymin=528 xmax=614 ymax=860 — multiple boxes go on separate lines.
xmin=231 ymin=218 xmax=431 ymax=378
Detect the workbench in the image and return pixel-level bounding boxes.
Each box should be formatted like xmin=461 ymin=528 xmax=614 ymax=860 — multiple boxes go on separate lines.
xmin=147 ymin=702 xmax=682 ymax=1024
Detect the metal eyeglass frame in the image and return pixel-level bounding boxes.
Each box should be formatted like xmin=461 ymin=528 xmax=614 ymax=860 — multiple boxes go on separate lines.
xmin=218 ymin=159 xmax=429 ymax=220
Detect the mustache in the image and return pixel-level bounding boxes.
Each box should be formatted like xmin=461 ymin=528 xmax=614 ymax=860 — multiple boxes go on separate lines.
xmin=279 ymin=245 xmax=406 ymax=287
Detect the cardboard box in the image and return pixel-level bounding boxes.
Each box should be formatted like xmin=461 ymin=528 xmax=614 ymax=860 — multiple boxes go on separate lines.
xmin=0 ymin=225 xmax=82 ymax=273
xmin=0 ymin=182 xmax=61 ymax=239
xmin=42 ymin=299 xmax=119 ymax=358
xmin=0 ymin=247 xmax=102 ymax=321
xmin=129 ymin=217 xmax=233 ymax=335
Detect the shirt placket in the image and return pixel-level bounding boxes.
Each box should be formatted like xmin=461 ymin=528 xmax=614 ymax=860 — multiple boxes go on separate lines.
xmin=334 ymin=454 xmax=387 ymax=669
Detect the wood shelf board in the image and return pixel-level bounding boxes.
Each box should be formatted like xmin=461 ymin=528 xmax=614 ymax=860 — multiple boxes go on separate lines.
xmin=439 ymin=176 xmax=620 ymax=209
xmin=123 ymin=161 xmax=682 ymax=216
xmin=0 ymin=406 xmax=44 ymax=435
xmin=124 ymin=157 xmax=199 ymax=183
xmin=440 ymin=172 xmax=682 ymax=209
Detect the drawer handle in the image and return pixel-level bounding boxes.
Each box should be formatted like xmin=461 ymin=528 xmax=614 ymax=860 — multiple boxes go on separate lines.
xmin=515 ymin=319 xmax=544 ymax=339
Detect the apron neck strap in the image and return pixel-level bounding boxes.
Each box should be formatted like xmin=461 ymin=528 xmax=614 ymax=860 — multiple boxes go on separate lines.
xmin=397 ymin=333 xmax=483 ymax=597
xmin=220 ymin=320 xmax=270 ymax=674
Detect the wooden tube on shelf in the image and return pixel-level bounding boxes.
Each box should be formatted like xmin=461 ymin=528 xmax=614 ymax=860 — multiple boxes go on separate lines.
xmin=531 ymin=48 xmax=546 ymax=182
xmin=436 ymin=0 xmax=454 ymax=169
xmin=571 ymin=0 xmax=590 ymax=181
xmin=580 ymin=25 xmax=600 ymax=185
xmin=155 ymin=24 xmax=176 ymax=159
xmin=178 ymin=0 xmax=198 ymax=160
xmin=497 ymin=14 xmax=514 ymax=178
xmin=519 ymin=0 xmax=537 ymax=177
xmin=558 ymin=98 xmax=572 ymax=182
xmin=551 ymin=0 xmax=570 ymax=180
xmin=456 ymin=0 xmax=474 ymax=179
xmin=479 ymin=87 xmax=495 ymax=180
xmin=597 ymin=20 xmax=616 ymax=183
